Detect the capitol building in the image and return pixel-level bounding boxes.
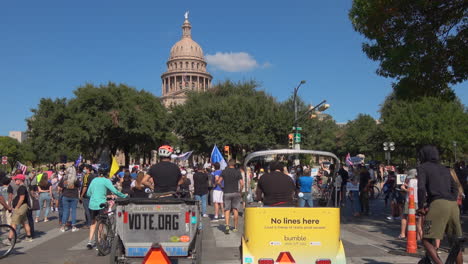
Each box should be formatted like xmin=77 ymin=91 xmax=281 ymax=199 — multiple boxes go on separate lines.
xmin=160 ymin=12 xmax=213 ymax=107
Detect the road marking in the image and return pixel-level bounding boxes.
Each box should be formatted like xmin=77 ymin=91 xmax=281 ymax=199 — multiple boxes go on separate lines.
xmin=341 ymin=229 xmax=377 ymax=245
xmin=68 ymin=238 xmax=89 ymax=250
xmin=13 ymin=228 xmax=64 ymax=253
xmin=347 ymin=256 xmax=420 ymax=263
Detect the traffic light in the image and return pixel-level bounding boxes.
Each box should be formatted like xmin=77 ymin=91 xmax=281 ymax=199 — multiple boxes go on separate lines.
xmin=224 ymin=146 xmax=230 ymax=157
xmin=288 ymin=133 xmax=294 ymax=148
xmin=310 ymin=112 xmax=318 ymax=119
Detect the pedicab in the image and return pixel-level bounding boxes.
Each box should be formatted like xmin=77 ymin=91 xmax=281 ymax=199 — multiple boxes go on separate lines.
xmin=241 ymin=149 xmax=346 ymax=264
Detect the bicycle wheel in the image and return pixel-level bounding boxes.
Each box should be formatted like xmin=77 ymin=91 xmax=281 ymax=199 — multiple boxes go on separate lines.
xmin=0 ymin=224 xmax=16 ymax=259
xmin=373 ymin=185 xmax=381 ymax=199
xmin=95 ymin=217 xmax=113 ymax=256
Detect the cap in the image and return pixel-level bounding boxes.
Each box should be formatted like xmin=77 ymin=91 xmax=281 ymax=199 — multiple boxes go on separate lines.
xmin=13 ymin=174 xmax=26 ymax=181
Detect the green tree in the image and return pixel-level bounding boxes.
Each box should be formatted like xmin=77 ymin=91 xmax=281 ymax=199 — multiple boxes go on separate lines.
xmin=350 ymin=0 xmax=467 ymax=100
xmin=340 ymin=114 xmax=380 ymax=158
xmin=66 ymin=83 xmax=169 ymax=165
xmin=27 ymin=98 xmax=78 ymax=165
xmin=380 ymin=97 xmax=468 ymax=162
xmin=0 ymin=136 xmax=23 ymax=169
xmin=171 ymin=80 xmax=290 ymax=158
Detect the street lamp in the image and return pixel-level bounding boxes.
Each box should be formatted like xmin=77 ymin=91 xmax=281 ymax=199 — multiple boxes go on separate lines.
xmin=293 ymin=80 xmax=306 ymax=150
xmin=383 ymin=142 xmax=395 ymax=165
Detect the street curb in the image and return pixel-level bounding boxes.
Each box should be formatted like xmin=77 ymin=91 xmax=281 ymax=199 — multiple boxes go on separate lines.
xmin=388 ymin=249 xmax=425 ymax=258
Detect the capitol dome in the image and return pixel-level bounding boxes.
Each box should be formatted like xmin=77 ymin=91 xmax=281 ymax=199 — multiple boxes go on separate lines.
xmin=160 ymin=13 xmax=213 ymax=108
xmin=170 ymin=38 xmax=204 ymax=60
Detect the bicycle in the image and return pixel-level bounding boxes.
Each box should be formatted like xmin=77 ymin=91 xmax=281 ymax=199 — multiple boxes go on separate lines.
xmin=95 ymin=197 xmax=116 ymax=256
xmin=418 ymin=237 xmax=465 ymax=264
xmin=0 ymin=224 xmax=17 ymax=259
xmin=368 ymin=181 xmax=381 ymax=200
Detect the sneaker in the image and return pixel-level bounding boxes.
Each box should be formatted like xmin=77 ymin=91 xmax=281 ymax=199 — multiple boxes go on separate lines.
xmin=220 ymin=215 xmax=225 ymax=219
xmin=60 ymin=226 xmax=67 ymax=232
xmin=25 ymin=237 xmax=33 ymax=242
xmin=34 ymin=218 xmax=39 ymax=223
xmin=386 ymin=216 xmax=394 ymax=220
xmin=394 ymin=216 xmax=402 ymax=220
xmin=212 ymin=215 xmax=218 ymax=221
xmin=44 ymin=218 xmax=49 ymax=222
xmin=224 ymin=225 xmax=230 ymax=234
xmin=202 ymin=214 xmax=209 ymax=218
xmin=86 ymin=241 xmax=94 ymax=249
xmin=2 ymin=238 xmax=12 ymax=246
xmin=232 ymin=228 xmax=238 ymax=232
xmin=71 ymin=226 xmax=79 ymax=232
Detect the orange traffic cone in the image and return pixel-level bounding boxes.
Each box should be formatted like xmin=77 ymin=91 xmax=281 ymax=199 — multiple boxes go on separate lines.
xmin=406 ymin=187 xmax=417 ymax=253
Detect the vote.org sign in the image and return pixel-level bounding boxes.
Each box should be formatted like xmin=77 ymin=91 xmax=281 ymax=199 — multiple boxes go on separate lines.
xmin=1 ymin=156 xmax=7 ymax=165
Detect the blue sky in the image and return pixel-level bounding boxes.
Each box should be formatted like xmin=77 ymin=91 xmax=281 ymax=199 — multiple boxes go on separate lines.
xmin=1 ymin=0 xmax=466 ymax=136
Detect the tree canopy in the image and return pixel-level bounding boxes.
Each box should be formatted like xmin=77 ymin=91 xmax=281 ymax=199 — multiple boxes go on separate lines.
xmin=380 ymin=96 xmax=468 ymax=161
xmin=170 ymin=80 xmax=290 ymax=157
xmin=350 ymin=0 xmax=467 ymax=100
xmin=27 ymin=83 xmax=168 ymax=165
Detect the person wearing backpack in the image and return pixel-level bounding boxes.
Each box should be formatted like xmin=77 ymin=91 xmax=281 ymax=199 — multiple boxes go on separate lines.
xmin=59 ymin=166 xmax=81 ymax=232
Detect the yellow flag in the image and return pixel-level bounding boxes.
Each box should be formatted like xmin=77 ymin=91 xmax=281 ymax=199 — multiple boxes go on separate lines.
xmin=109 ymin=156 xmax=119 ymax=178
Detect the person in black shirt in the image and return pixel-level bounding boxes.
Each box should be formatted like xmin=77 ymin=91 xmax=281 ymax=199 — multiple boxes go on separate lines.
xmin=8 ymin=174 xmax=33 ymax=242
xmin=142 ymin=145 xmax=183 ymax=196
xmin=193 ymin=164 xmax=209 ymax=217
xmin=219 ymin=159 xmax=244 ymax=234
xmin=79 ymin=164 xmax=95 ymax=228
xmin=256 ymin=161 xmax=295 ymax=207
xmin=417 ymin=145 xmax=462 ymax=264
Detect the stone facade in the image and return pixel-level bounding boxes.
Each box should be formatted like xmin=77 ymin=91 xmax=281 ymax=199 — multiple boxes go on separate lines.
xmin=161 ymin=14 xmax=212 ymax=107
xmin=9 ymin=131 xmax=27 ymax=143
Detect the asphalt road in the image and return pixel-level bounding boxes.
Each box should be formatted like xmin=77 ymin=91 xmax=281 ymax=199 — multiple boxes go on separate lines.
xmin=3 ymin=199 xmax=467 ymax=264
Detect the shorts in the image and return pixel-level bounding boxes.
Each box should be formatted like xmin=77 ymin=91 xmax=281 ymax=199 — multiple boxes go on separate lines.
xmin=90 ymin=209 xmax=101 ymax=221
xmin=213 ymin=190 xmax=224 ymax=203
xmin=11 ymin=203 xmax=28 ymax=225
xmin=423 ymin=199 xmax=462 ymax=240
xmin=223 ymin=192 xmax=241 ymax=211
xmin=403 ymin=200 xmax=418 ymax=214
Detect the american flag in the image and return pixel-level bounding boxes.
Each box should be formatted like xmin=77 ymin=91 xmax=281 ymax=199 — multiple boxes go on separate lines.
xmin=16 ymin=161 xmax=28 ymax=174
xmin=345 ymin=153 xmax=353 ymax=167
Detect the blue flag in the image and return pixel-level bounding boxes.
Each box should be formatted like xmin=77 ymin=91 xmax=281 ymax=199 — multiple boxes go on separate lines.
xmin=75 ymin=154 xmax=82 ymax=167
xmin=211 ymin=145 xmax=227 ymax=170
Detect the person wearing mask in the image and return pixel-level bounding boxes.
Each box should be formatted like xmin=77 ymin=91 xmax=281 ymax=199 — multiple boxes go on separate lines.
xmin=79 ymin=164 xmax=96 ymax=229
xmin=193 ymin=164 xmax=209 ymax=217
xmin=35 ymin=175 xmax=52 ymax=222
xmin=7 ymin=174 xmax=33 ymax=242
xmin=297 ymin=168 xmax=314 ymax=207
xmin=417 ymin=145 xmax=462 ymax=264
xmin=59 ymin=166 xmax=81 ymax=232
xmin=120 ymin=170 xmax=134 ymax=195
xmin=219 ymin=159 xmax=244 ymax=234
xmin=256 ymin=161 xmax=295 ymax=207
xmin=142 ymin=145 xmax=182 ymax=197
xmin=86 ymin=165 xmax=128 ymax=249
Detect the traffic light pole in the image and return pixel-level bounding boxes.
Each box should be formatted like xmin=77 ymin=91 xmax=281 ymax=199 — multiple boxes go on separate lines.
xmin=293 ymin=81 xmax=305 ymax=150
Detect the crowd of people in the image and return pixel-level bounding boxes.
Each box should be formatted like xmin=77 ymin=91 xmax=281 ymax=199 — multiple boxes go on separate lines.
xmin=0 ymin=144 xmax=466 ymax=263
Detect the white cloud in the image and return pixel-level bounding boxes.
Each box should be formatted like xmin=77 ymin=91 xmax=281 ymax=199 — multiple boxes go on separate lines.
xmin=205 ymin=52 xmax=267 ymax=72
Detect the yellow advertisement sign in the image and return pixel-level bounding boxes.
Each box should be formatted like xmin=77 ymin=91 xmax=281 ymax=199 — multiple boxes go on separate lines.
xmin=242 ymin=207 xmax=346 ymax=264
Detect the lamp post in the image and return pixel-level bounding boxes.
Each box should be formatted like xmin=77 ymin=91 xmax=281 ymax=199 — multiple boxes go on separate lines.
xmin=383 ymin=142 xmax=395 ymax=165
xmin=293 ymin=80 xmax=306 ymax=150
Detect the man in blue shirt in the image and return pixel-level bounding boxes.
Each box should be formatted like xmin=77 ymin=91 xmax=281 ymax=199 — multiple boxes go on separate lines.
xmin=297 ymin=168 xmax=314 ymax=207
xmin=211 ymin=162 xmax=224 ymax=220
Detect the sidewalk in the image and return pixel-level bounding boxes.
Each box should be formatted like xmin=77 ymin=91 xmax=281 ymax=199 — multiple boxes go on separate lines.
xmin=341 ymin=197 xmax=468 ymax=263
